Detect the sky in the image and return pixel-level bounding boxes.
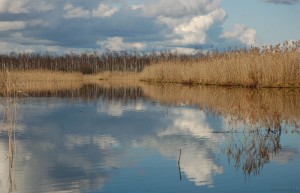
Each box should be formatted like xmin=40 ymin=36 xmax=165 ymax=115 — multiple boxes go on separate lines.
xmin=0 ymin=0 xmax=299 ymax=53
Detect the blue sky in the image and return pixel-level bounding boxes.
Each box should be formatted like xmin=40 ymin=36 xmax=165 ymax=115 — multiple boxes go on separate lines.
xmin=0 ymin=0 xmax=299 ymax=53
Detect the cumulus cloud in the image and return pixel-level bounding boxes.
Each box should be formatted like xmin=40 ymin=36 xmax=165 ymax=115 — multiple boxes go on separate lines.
xmin=0 ymin=21 xmax=26 ymax=31
xmin=0 ymin=0 xmax=259 ymax=53
xmin=63 ymin=3 xmax=118 ymax=19
xmin=264 ymin=0 xmax=299 ymax=4
xmin=0 ymin=0 xmax=54 ymax=13
xmin=0 ymin=0 xmax=28 ymax=13
xmin=222 ymin=24 xmax=257 ymax=46
xmin=92 ymin=3 xmax=118 ymax=18
xmin=64 ymin=3 xmax=91 ymax=19
xmin=98 ymin=37 xmax=145 ymax=51
xmin=172 ymin=9 xmax=226 ymax=45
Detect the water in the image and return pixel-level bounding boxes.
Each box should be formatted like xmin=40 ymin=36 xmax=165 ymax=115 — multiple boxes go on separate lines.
xmin=0 ymin=84 xmax=299 ymax=193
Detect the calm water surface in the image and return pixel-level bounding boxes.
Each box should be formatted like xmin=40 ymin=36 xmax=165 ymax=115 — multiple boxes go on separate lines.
xmin=0 ymin=84 xmax=299 ymax=193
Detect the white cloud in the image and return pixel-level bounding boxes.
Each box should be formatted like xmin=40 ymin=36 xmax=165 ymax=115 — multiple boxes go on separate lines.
xmin=0 ymin=0 xmax=54 ymax=13
xmin=0 ymin=40 xmax=87 ymax=54
xmin=98 ymin=37 xmax=145 ymax=51
xmin=0 ymin=0 xmax=28 ymax=13
xmin=92 ymin=3 xmax=118 ymax=18
xmin=264 ymin=0 xmax=299 ymax=4
xmin=31 ymin=1 xmax=55 ymax=12
xmin=172 ymin=9 xmax=226 ymax=45
xmin=131 ymin=4 xmax=145 ymax=10
xmin=10 ymin=32 xmax=53 ymax=45
xmin=64 ymin=3 xmax=91 ymax=19
xmin=0 ymin=0 xmax=259 ymax=53
xmin=63 ymin=3 xmax=118 ymax=19
xmin=222 ymin=24 xmax=258 ymax=46
xmin=0 ymin=21 xmax=26 ymax=31
xmin=171 ymin=47 xmax=198 ymax=54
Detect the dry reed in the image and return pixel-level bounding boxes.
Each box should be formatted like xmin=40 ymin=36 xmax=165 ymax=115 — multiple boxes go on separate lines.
xmin=141 ymin=41 xmax=300 ymax=88
xmin=0 ymin=70 xmax=85 ymax=96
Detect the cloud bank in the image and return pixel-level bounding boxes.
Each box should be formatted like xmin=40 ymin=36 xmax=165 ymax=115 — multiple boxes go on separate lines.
xmin=0 ymin=0 xmax=258 ymax=53
xmin=264 ymin=0 xmax=299 ymax=4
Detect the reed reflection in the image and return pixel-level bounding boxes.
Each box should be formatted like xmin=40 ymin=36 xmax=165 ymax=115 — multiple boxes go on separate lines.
xmin=225 ymin=128 xmax=282 ymax=176
xmin=0 ymin=73 xmax=18 ymax=193
xmin=0 ymin=81 xmax=299 ymax=192
xmin=4 ymin=81 xmax=299 ymax=131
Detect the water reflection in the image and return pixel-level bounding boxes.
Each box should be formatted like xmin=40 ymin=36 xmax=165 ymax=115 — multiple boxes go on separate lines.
xmin=0 ymin=96 xmax=17 ymax=193
xmin=225 ymin=128 xmax=282 ymax=176
xmin=0 ymin=82 xmax=299 ymax=193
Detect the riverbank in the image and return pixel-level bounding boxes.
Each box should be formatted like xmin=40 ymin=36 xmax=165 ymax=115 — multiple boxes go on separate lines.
xmin=1 ymin=41 xmax=299 ymax=89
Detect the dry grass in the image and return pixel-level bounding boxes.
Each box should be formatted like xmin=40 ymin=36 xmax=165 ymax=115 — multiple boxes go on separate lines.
xmin=0 ymin=70 xmax=86 ymax=96
xmin=141 ymin=42 xmax=300 ymax=88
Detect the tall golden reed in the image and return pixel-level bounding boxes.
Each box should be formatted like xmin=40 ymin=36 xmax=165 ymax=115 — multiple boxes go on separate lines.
xmin=0 ymin=70 xmax=84 ymax=96
xmin=141 ymin=41 xmax=300 ymax=87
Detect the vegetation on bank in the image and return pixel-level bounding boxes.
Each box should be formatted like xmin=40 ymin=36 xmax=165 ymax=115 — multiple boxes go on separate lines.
xmin=0 ymin=41 xmax=299 ymax=88
xmin=141 ymin=41 xmax=300 ymax=87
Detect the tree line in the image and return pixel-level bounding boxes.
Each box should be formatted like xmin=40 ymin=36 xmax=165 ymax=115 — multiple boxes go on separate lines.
xmin=0 ymin=51 xmax=201 ymax=74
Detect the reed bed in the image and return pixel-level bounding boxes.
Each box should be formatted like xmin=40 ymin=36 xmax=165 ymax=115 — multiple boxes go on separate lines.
xmin=1 ymin=41 xmax=300 ymax=88
xmin=0 ymin=70 xmax=85 ymax=96
xmin=141 ymin=41 xmax=300 ymax=88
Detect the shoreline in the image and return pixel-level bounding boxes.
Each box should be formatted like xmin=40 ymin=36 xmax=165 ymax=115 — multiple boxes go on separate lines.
xmin=1 ymin=42 xmax=299 ymax=89
xmin=1 ymin=69 xmax=300 ymax=92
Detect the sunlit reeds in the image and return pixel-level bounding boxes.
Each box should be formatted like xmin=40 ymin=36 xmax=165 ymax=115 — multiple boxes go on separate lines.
xmin=141 ymin=41 xmax=300 ymax=88
xmin=0 ymin=70 xmax=85 ymax=96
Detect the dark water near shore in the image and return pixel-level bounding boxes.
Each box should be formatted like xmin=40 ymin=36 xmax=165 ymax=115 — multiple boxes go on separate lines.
xmin=0 ymin=84 xmax=299 ymax=193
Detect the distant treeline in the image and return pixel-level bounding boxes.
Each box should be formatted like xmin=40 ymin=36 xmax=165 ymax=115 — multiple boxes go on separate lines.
xmin=0 ymin=51 xmax=200 ymax=73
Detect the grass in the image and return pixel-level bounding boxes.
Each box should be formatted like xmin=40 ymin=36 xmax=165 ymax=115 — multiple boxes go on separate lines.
xmin=0 ymin=70 xmax=84 ymax=96
xmin=141 ymin=42 xmax=300 ymax=87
